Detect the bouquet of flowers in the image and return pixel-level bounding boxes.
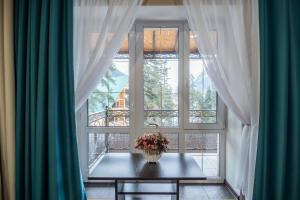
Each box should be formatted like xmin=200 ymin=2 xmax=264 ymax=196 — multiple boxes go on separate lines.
xmin=135 ymin=132 xmax=169 ymax=155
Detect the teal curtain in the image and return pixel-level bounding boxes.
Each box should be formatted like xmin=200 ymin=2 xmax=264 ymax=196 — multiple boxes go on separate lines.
xmin=14 ymin=0 xmax=86 ymax=199
xmin=253 ymin=0 xmax=300 ymax=200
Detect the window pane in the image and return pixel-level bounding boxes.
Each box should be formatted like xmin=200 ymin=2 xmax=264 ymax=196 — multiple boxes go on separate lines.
xmin=185 ymin=133 xmax=219 ymax=176
xmin=143 ymin=27 xmax=179 ymax=127
xmin=189 ymin=31 xmax=217 ymax=124
xmin=88 ymin=133 xmax=130 ymax=168
xmin=162 ymin=133 xmax=178 ymax=151
xmin=88 ymin=38 xmax=130 ymax=127
xmin=88 ymin=133 xmax=106 ymax=167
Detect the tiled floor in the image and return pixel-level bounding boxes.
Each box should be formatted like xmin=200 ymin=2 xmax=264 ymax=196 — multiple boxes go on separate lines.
xmin=86 ymin=183 xmax=236 ymax=200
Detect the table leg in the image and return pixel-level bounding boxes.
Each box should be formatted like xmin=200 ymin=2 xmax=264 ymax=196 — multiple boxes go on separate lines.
xmin=171 ymin=180 xmax=180 ymax=200
xmin=115 ymin=180 xmax=118 ymax=200
xmin=177 ymin=180 xmax=179 ymax=200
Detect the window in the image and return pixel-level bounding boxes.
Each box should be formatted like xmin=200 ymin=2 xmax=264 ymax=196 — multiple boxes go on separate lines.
xmin=189 ymin=31 xmax=217 ymax=124
xmin=77 ymin=21 xmax=226 ymax=181
xmin=88 ymin=132 xmax=130 ymax=168
xmin=88 ymin=39 xmax=130 ymax=127
xmin=184 ymin=31 xmax=225 ymax=129
xmin=185 ymin=132 xmax=220 ymax=176
xmin=143 ymin=27 xmax=179 ymax=127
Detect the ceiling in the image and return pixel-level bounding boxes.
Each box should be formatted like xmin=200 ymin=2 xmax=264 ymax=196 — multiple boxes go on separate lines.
xmin=118 ymin=29 xmax=200 ymax=54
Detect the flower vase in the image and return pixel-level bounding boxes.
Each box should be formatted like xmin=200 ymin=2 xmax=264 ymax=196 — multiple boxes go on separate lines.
xmin=143 ymin=150 xmax=161 ymax=163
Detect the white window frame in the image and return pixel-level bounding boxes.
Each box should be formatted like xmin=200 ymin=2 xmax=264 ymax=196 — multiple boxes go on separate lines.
xmin=77 ymin=20 xmax=226 ymax=183
xmin=182 ymin=23 xmax=226 ymax=130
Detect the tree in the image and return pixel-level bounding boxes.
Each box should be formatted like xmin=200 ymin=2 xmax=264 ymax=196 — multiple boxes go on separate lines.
xmin=88 ymin=64 xmax=117 ymax=114
xmin=202 ymin=87 xmax=217 ymax=123
xmin=89 ymin=58 xmax=178 ymax=126
xmin=190 ymin=75 xmax=204 ymax=110
xmin=144 ymin=59 xmax=176 ymax=110
xmin=144 ymin=59 xmax=176 ymax=126
xmin=204 ymin=88 xmax=213 ymax=109
xmin=189 ymin=70 xmax=217 ymax=123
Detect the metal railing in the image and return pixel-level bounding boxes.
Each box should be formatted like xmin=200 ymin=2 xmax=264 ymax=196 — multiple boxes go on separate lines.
xmin=88 ymin=132 xmax=130 ymax=167
xmin=88 ymin=108 xmax=217 ymax=127
xmin=89 ymin=107 xmax=130 ymax=126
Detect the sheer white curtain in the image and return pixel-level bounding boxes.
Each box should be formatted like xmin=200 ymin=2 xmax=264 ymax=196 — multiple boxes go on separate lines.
xmin=184 ymin=0 xmax=260 ymax=199
xmin=74 ymin=0 xmax=142 ymax=110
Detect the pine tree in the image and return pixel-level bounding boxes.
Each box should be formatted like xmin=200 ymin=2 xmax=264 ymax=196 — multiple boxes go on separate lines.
xmin=144 ymin=59 xmax=176 ymax=126
xmin=144 ymin=59 xmax=176 ymax=110
xmin=202 ymin=87 xmax=217 ymax=123
xmin=190 ymin=75 xmax=204 ymax=110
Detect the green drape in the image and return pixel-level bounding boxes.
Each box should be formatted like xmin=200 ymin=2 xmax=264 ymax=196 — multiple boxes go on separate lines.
xmin=14 ymin=0 xmax=86 ymax=199
xmin=253 ymin=0 xmax=300 ymax=199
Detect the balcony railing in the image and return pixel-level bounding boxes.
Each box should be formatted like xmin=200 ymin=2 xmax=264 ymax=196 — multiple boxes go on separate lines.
xmin=89 ymin=108 xmax=130 ymax=127
xmin=88 ymin=132 xmax=219 ymax=167
xmin=88 ymin=108 xmax=217 ymax=127
xmin=88 ymin=133 xmax=130 ymax=167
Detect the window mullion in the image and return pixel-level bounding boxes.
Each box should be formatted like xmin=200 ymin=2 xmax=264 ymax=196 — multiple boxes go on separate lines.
xmin=129 ymin=25 xmax=137 ymax=152
xmin=133 ymin=23 xmax=145 ymax=153
xmin=183 ymin=23 xmax=190 ymax=130
xmin=77 ymin=102 xmax=89 ymax=181
xmin=178 ymin=23 xmax=187 ymax=153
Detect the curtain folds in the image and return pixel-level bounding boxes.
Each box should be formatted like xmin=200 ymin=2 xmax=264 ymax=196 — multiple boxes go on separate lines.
xmin=253 ymin=0 xmax=300 ymax=199
xmin=74 ymin=0 xmax=142 ymax=110
xmin=14 ymin=0 xmax=86 ymax=199
xmin=184 ymin=0 xmax=260 ymax=199
xmin=0 ymin=0 xmax=15 ymax=199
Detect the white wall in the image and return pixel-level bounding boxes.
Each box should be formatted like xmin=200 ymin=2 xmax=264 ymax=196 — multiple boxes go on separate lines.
xmin=226 ymin=109 xmax=242 ymax=194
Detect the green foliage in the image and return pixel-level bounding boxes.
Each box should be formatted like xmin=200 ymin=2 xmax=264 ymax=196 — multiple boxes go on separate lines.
xmin=88 ymin=58 xmax=217 ymax=125
xmin=190 ymin=75 xmax=203 ymax=110
xmin=143 ymin=59 xmax=178 ymax=126
xmin=144 ymin=59 xmax=176 ymax=110
xmin=88 ymin=64 xmax=117 ymax=114
xmin=202 ymin=87 xmax=217 ymax=123
xmin=189 ymin=73 xmax=217 ymax=123
xmin=204 ymin=88 xmax=216 ymax=109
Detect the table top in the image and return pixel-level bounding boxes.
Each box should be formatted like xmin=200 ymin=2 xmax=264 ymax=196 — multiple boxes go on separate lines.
xmin=89 ymin=153 xmax=206 ymax=180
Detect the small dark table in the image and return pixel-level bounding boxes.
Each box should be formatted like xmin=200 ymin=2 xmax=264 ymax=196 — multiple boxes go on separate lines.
xmin=89 ymin=153 xmax=206 ymax=200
